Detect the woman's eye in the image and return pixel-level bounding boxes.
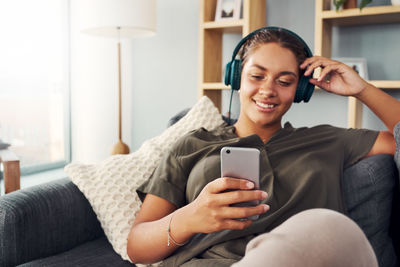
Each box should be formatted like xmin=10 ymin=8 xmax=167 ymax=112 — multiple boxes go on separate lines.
xmin=277 ymin=80 xmax=292 ymax=87
xmin=251 ymin=75 xmax=264 ymax=80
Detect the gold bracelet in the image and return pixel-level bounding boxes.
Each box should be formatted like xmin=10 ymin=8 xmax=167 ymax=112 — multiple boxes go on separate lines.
xmin=167 ymin=214 xmax=188 ymax=247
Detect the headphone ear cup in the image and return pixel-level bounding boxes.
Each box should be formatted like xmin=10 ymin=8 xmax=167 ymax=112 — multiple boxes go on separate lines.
xmin=294 ymin=70 xmax=315 ymax=103
xmin=302 ymin=80 xmax=315 ymax=102
xmin=224 ymin=61 xmax=232 ymax=86
xmin=230 ymin=59 xmax=242 ymax=90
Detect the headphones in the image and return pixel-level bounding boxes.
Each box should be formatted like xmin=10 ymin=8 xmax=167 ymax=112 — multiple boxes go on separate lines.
xmin=224 ymin=26 xmax=315 ymax=103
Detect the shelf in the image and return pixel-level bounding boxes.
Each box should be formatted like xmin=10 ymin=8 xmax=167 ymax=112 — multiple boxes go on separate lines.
xmin=201 ymin=19 xmax=244 ymax=33
xmin=316 ymin=0 xmax=400 ymax=128
xmin=321 ymin=5 xmax=400 ymax=26
xmin=202 ymin=82 xmax=231 ymax=90
xmin=198 ymin=0 xmax=266 ymax=110
xmin=369 ymin=80 xmax=400 ymax=89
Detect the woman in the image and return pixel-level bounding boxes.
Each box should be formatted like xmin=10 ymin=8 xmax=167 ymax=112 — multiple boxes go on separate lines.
xmin=127 ymin=27 xmax=399 ymax=266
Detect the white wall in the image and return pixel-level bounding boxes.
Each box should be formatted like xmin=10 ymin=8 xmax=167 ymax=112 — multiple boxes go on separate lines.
xmin=130 ymin=1 xmax=199 ymax=149
xmin=70 ymin=0 xmax=199 ymax=163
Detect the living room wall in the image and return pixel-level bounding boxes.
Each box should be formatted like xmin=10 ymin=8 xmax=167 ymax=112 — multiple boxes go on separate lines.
xmin=70 ymin=0 xmax=400 ymax=163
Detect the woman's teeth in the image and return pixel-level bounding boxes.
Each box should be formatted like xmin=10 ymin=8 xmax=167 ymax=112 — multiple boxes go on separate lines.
xmin=256 ymin=101 xmax=275 ymax=109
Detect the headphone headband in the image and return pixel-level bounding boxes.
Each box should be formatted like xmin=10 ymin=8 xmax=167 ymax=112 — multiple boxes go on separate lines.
xmin=229 ymin=26 xmax=313 ymax=64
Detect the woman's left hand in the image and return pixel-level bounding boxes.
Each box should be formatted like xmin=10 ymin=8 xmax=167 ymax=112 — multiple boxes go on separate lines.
xmin=300 ymin=56 xmax=369 ymax=97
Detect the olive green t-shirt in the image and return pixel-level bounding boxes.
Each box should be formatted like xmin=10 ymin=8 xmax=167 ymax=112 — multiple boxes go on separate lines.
xmin=137 ymin=122 xmax=378 ymax=267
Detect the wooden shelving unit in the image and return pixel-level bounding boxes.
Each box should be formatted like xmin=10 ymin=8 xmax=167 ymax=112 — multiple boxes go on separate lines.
xmin=315 ymin=0 xmax=400 ymax=128
xmin=198 ymin=0 xmax=266 ymax=111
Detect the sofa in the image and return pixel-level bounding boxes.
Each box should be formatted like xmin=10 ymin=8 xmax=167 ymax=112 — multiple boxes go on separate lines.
xmin=1 ymin=119 xmax=399 ymax=267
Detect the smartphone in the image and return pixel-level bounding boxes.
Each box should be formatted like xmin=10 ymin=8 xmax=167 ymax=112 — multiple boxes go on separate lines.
xmin=220 ymin=147 xmax=260 ymax=220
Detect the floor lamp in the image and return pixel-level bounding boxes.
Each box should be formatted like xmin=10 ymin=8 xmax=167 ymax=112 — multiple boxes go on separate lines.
xmin=81 ymin=0 xmax=156 ymax=155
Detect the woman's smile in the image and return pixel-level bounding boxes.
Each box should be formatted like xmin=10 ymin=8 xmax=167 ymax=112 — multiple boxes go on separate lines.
xmin=253 ymin=99 xmax=278 ymax=112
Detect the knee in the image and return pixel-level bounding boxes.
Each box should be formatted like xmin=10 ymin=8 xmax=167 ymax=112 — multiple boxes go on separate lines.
xmin=278 ymin=208 xmax=358 ymax=233
xmin=276 ymin=209 xmax=377 ymax=266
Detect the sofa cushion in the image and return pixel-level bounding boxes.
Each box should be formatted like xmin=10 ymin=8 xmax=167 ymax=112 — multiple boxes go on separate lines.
xmin=343 ymin=154 xmax=397 ymax=267
xmin=64 ymin=96 xmax=224 ymax=264
xmin=391 ymin=121 xmax=400 ymax=259
xmin=17 ymin=236 xmax=133 ymax=267
xmin=394 ymin=122 xmax=400 ymax=174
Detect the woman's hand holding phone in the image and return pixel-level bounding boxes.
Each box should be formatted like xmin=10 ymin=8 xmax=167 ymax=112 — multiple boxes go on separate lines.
xmin=183 ymin=177 xmax=269 ymax=235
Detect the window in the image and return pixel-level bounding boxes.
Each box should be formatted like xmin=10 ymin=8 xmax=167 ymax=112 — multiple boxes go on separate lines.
xmin=0 ymin=0 xmax=70 ymax=174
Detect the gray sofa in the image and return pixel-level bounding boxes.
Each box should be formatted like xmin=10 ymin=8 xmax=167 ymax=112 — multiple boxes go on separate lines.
xmin=1 ymin=121 xmax=400 ymax=267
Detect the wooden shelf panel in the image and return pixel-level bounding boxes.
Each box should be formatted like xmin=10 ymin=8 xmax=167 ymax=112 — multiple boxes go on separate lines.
xmin=201 ymin=19 xmax=244 ymax=33
xmin=321 ymin=5 xmax=400 ymax=26
xmin=370 ymin=80 xmax=400 ymax=89
xmin=202 ymin=82 xmax=231 ymax=90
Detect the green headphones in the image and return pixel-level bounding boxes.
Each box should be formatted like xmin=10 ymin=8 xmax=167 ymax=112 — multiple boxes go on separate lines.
xmin=224 ymin=26 xmax=315 ymax=103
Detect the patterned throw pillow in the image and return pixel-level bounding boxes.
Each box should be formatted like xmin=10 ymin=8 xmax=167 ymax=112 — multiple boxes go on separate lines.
xmin=64 ymin=96 xmax=224 ymax=264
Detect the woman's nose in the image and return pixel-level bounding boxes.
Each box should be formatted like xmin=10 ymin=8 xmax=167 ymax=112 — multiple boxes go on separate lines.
xmin=258 ymin=80 xmax=277 ymax=97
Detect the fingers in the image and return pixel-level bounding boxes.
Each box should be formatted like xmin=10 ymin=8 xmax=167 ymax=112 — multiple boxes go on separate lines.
xmin=317 ymin=63 xmax=346 ymax=82
xmin=206 ymin=177 xmax=255 ymax=194
xmin=300 ymin=56 xmax=340 ymax=77
xmin=222 ymin=219 xmax=253 ymax=230
xmin=217 ymin=188 xmax=268 ymax=206
xmin=308 ymin=78 xmax=331 ymax=91
xmin=192 ymin=177 xmax=271 ymax=233
xmin=222 ymin=203 xmax=270 ymax=220
xmin=206 ymin=204 xmax=270 ymax=231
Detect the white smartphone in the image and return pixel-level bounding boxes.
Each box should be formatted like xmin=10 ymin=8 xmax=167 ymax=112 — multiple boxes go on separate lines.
xmin=220 ymin=147 xmax=260 ymax=220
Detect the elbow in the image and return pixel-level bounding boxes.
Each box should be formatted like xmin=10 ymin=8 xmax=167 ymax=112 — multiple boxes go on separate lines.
xmin=126 ymin=233 xmax=137 ymax=264
xmin=127 ymin=228 xmax=142 ymax=264
xmin=126 ymin=228 xmax=155 ymax=265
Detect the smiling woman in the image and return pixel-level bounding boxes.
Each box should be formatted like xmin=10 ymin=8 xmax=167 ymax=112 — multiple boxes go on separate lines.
xmin=126 ymin=26 xmax=399 ymax=267
xmin=0 ymin=0 xmax=70 ymax=174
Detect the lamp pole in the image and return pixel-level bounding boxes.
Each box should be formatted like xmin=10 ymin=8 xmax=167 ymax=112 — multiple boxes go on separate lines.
xmin=111 ymin=27 xmax=130 ymax=155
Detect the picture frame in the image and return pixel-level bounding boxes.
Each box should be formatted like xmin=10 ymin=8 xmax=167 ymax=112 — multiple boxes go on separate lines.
xmin=215 ymin=0 xmax=242 ymax=21
xmin=333 ymin=57 xmax=369 ymax=80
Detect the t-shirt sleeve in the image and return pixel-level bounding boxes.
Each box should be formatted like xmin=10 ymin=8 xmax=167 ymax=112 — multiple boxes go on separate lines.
xmin=340 ymin=128 xmax=379 ymax=168
xmin=136 ymin=149 xmax=187 ymax=208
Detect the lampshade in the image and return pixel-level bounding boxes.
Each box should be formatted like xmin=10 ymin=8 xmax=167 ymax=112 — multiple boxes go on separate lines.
xmin=81 ymin=0 xmax=156 ymax=39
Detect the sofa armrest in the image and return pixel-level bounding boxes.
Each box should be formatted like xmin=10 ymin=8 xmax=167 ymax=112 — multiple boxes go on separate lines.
xmin=343 ymin=154 xmax=398 ymax=267
xmin=0 ymin=178 xmax=104 ymax=267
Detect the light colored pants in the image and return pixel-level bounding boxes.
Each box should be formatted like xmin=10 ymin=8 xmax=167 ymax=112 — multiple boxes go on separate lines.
xmin=233 ymin=209 xmax=378 ymax=267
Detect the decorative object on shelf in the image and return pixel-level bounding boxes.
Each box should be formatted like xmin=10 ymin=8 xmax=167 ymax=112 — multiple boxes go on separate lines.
xmin=81 ymin=0 xmax=157 ymax=155
xmin=334 ymin=58 xmax=369 ymax=80
xmin=333 ymin=0 xmax=372 ymax=10
xmin=215 ymin=0 xmax=242 ymax=21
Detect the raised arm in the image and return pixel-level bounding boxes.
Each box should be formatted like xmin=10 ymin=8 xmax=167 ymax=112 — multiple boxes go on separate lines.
xmin=300 ymin=56 xmax=400 ymax=156
xmin=127 ymin=178 xmax=269 ymax=264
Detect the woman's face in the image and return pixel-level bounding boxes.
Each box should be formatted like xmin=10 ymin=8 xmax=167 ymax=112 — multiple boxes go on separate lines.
xmin=238 ymin=42 xmax=299 ymax=129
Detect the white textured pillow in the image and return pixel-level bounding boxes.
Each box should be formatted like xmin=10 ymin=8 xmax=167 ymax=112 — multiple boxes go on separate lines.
xmin=64 ymin=96 xmax=224 ymax=264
